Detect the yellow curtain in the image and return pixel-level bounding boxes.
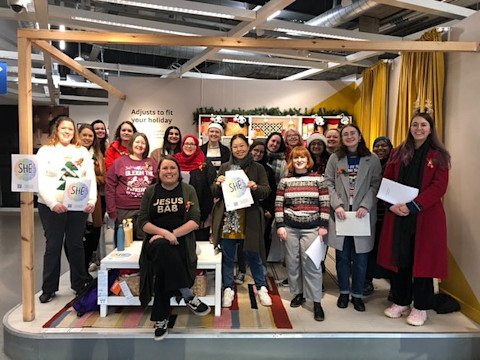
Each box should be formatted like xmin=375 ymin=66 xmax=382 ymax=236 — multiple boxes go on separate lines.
xmin=359 ymin=61 xmax=388 ymax=148
xmin=393 ymin=29 xmax=445 ymax=145
xmin=359 ymin=66 xmax=373 ymax=145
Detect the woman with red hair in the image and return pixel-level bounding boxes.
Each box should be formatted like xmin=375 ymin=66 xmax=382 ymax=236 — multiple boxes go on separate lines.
xmin=275 ymin=146 xmax=330 ymax=321
xmin=174 ymin=135 xmax=216 ymax=238
xmin=284 ymin=128 xmax=304 ymax=162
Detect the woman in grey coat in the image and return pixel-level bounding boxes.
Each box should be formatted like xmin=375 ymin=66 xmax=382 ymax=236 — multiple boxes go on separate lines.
xmin=325 ymin=124 xmax=382 ymax=312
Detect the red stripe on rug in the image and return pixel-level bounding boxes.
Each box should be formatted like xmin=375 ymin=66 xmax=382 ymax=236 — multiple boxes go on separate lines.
xmin=267 ymin=277 xmax=292 ymax=329
xmin=73 ymin=311 xmax=95 ymax=327
xmin=42 ymin=298 xmax=76 ymax=328
xmin=123 ymin=307 xmax=147 ymax=328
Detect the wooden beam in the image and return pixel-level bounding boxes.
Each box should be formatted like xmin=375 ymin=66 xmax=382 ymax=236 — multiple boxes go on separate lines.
xmin=17 ymin=36 xmax=35 ymax=322
xmin=31 ymin=39 xmax=126 ymax=100
xmin=33 ymin=0 xmax=58 ymax=104
xmin=19 ymin=29 xmax=480 ymax=52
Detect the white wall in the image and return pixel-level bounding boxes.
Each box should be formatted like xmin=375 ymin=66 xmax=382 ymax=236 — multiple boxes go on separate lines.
xmin=108 ymin=78 xmax=352 ymax=150
xmin=387 ymin=57 xmax=401 ymax=143
xmin=443 ymin=11 xmax=480 ymax=302
xmin=69 ymin=105 xmax=109 ymax=129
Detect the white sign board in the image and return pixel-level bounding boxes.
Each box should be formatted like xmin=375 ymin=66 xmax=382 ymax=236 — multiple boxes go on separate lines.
xmin=11 ymin=154 xmax=38 ymax=192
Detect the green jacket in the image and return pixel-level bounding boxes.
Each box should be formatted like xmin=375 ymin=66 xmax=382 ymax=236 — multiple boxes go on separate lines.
xmin=138 ymin=182 xmax=200 ymax=307
xmin=210 ymin=160 xmax=270 ymax=257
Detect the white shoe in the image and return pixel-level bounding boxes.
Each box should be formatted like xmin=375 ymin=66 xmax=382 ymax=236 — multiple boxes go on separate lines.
xmin=406 ymin=308 xmax=427 ymax=326
xmin=257 ymin=286 xmax=272 ymax=306
xmin=222 ymin=288 xmax=235 ymax=308
xmin=384 ymin=304 xmax=410 ymax=318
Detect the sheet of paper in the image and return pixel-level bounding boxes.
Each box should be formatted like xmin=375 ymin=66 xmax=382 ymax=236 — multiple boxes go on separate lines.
xmin=180 ymin=171 xmax=190 ymax=184
xmin=377 ymin=178 xmax=419 ymax=204
xmin=305 ymin=236 xmax=325 ymax=270
xmin=221 ymin=169 xmax=254 ymax=211
xmin=335 ymin=212 xmax=371 ymax=236
xmin=63 ymin=178 xmax=92 ymax=211
xmin=11 ymin=154 xmax=38 ymax=192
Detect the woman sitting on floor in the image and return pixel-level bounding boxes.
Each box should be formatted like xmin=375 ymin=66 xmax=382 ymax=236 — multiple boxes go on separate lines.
xmin=138 ymin=156 xmax=210 ymax=341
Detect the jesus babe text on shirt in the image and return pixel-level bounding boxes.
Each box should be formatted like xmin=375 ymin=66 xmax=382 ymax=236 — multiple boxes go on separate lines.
xmin=153 ymin=197 xmax=184 ymax=213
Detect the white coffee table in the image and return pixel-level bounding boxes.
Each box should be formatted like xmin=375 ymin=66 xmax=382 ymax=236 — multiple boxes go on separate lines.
xmin=98 ymin=241 xmax=222 ymax=317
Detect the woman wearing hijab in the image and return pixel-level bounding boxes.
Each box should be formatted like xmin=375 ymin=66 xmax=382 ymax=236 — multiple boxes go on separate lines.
xmin=379 ymin=113 xmax=450 ymax=326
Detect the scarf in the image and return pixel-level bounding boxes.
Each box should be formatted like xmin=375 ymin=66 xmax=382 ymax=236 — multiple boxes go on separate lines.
xmin=266 ymin=150 xmax=285 ymax=184
xmin=392 ymin=140 xmax=430 ymax=267
xmin=174 ymin=135 xmax=205 ymax=172
xmin=232 ymin=153 xmax=254 ymax=170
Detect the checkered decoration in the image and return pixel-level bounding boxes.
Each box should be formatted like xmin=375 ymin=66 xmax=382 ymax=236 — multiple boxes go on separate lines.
xmin=253 ymin=123 xmax=283 ymax=137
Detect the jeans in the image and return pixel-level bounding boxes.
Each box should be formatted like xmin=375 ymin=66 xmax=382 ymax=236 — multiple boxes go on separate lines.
xmin=221 ymin=239 xmax=265 ymax=289
xmin=38 ymin=203 xmax=88 ymax=293
xmin=336 ymin=236 xmax=369 ymax=298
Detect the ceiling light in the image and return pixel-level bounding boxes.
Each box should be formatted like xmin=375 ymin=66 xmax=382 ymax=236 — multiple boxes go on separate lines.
xmin=94 ymin=0 xmax=235 ymax=19
xmin=282 ymin=68 xmax=322 ymax=81
xmin=275 ymin=28 xmax=367 ymax=42
xmin=72 ymin=17 xmax=198 ymax=36
xmin=267 ymin=10 xmax=281 ymax=21
xmin=222 ymin=58 xmax=318 ymax=69
xmin=59 ymin=25 xmax=65 ymax=50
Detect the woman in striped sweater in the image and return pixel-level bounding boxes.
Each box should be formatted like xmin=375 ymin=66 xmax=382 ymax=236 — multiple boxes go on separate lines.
xmin=275 ymin=146 xmax=330 ymax=321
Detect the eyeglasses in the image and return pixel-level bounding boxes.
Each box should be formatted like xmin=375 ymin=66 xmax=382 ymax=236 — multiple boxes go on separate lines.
xmin=287 ymin=134 xmax=299 ymax=138
xmin=183 ymin=143 xmax=197 ymax=147
xmin=310 ymin=141 xmax=323 ymax=147
xmin=252 ymin=148 xmax=265 ymax=154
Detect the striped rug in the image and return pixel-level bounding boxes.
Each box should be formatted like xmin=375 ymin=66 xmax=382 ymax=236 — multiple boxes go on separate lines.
xmin=43 ymin=276 xmax=292 ymax=330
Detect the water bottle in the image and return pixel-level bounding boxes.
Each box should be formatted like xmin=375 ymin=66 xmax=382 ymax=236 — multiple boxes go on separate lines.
xmin=117 ymin=223 xmax=125 ymax=251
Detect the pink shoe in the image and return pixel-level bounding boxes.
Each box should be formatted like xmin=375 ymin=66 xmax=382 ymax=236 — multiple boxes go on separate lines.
xmin=384 ymin=304 xmax=410 ymax=318
xmin=406 ymin=308 xmax=427 ymax=326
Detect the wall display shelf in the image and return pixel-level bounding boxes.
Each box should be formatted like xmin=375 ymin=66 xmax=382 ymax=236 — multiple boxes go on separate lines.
xmin=198 ymin=114 xmax=352 ymax=145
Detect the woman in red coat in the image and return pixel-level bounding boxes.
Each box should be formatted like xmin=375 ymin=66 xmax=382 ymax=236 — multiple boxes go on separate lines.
xmin=378 ymin=112 xmax=450 ymax=326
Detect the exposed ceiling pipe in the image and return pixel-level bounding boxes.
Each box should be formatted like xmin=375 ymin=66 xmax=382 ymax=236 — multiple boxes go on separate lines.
xmin=306 ymin=0 xmax=379 ymax=27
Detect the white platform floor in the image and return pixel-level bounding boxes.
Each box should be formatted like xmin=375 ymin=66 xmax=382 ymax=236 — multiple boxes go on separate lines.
xmin=2 ymin=211 xmax=480 ymax=359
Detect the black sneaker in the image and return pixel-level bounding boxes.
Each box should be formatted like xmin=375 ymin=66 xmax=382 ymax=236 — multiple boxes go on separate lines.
xmin=363 ymin=280 xmax=374 ymax=296
xmin=154 ymin=319 xmax=169 ymax=341
xmin=186 ymin=296 xmax=211 ymax=316
xmin=290 ymin=293 xmax=306 ymax=308
xmin=39 ymin=292 xmax=55 ymax=303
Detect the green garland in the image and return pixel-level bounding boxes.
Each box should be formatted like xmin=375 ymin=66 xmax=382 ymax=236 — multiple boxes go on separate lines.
xmin=193 ymin=107 xmax=351 ymax=124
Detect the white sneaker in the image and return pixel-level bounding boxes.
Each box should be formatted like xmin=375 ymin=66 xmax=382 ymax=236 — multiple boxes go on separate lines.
xmin=222 ymin=287 xmax=235 ymax=308
xmin=384 ymin=304 xmax=410 ymax=318
xmin=257 ymin=286 xmax=272 ymax=306
xmin=406 ymin=308 xmax=427 ymax=326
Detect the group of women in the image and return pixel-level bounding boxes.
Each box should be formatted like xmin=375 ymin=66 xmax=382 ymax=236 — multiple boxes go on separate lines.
xmin=36 ymin=111 xmax=450 ymax=340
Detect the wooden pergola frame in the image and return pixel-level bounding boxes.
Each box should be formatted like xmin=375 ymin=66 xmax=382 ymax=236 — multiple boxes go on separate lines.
xmin=17 ymin=29 xmax=480 ymax=321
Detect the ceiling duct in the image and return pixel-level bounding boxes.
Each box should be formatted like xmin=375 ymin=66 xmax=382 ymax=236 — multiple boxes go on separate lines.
xmin=306 ymin=0 xmax=379 ymax=28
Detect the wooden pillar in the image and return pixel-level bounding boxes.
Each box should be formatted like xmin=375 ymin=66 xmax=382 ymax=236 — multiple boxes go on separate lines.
xmin=17 ymin=35 xmax=35 ymax=321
